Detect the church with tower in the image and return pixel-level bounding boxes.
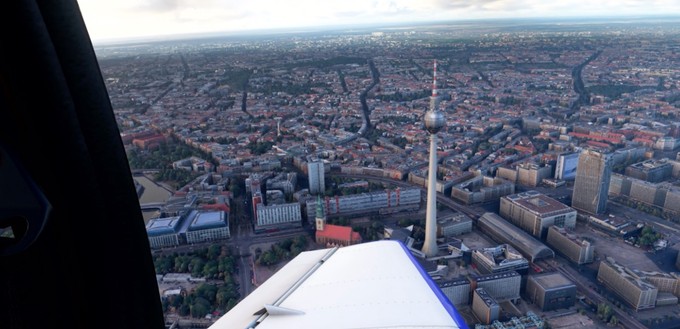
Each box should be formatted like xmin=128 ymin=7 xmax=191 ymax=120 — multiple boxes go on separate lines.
xmin=314 ymin=196 xmax=362 ymax=247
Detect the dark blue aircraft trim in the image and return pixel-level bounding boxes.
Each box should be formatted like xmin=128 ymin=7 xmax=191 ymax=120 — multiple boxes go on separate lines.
xmin=398 ymin=241 xmax=469 ymax=329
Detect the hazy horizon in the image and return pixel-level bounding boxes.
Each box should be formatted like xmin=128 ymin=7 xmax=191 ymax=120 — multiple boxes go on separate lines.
xmin=88 ymin=14 xmax=680 ymax=46
xmin=77 ymin=0 xmax=680 ymax=44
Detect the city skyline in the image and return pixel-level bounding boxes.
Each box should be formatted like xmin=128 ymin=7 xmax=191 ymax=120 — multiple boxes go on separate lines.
xmin=77 ymin=0 xmax=680 ymax=43
xmin=7 ymin=2 xmax=680 ymax=328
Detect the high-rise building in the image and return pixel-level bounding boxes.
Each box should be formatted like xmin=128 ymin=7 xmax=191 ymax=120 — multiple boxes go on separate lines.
xmin=307 ymin=161 xmax=325 ymax=195
xmin=572 ymin=149 xmax=612 ymax=214
xmin=422 ymin=60 xmax=445 ymax=258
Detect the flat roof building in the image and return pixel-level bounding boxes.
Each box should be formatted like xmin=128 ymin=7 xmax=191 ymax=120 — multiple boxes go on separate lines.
xmin=437 ymin=213 xmax=473 ymax=237
xmin=451 ymin=176 xmax=515 ymax=205
xmin=438 ymin=278 xmax=471 ymax=306
xmin=597 ymin=257 xmax=658 ymax=311
xmin=472 ymin=288 xmax=500 ymax=325
xmin=183 ymin=211 xmax=230 ymax=244
xmin=546 ymin=226 xmax=594 ymax=265
xmin=477 ymin=213 xmax=555 ymax=262
xmin=517 ymin=162 xmax=552 ymax=187
xmin=626 ymin=159 xmax=672 ymax=183
xmin=643 ymin=271 xmax=680 ymax=300
xmin=500 ymin=191 xmax=577 ymax=239
xmin=609 ymin=173 xmax=680 ymax=216
xmin=526 ymin=272 xmax=576 ymax=311
xmin=255 ymin=202 xmax=301 ymax=232
xmin=587 ymin=212 xmax=639 ymax=237
xmin=146 ymin=216 xmax=183 ymax=249
xmin=305 ymin=188 xmax=420 ymax=220
xmin=471 ymin=244 xmax=529 ymax=274
xmin=471 ymin=271 xmax=521 ymax=302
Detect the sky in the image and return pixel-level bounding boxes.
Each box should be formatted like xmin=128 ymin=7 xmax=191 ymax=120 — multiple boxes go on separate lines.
xmin=77 ymin=0 xmax=680 ymax=43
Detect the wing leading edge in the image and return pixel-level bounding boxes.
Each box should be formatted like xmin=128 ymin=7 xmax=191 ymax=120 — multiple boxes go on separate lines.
xmin=210 ymin=240 xmax=467 ymax=329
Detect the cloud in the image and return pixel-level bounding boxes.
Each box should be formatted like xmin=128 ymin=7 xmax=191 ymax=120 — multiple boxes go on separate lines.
xmin=133 ymin=0 xmax=180 ymax=12
xmin=433 ymin=0 xmax=499 ymax=10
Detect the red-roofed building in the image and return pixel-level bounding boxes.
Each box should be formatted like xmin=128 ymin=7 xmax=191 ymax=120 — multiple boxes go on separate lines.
xmin=200 ymin=203 xmax=230 ymax=213
xmin=132 ymin=134 xmax=166 ymax=150
xmin=316 ymin=224 xmax=362 ymax=247
xmin=313 ymin=196 xmax=362 ymax=247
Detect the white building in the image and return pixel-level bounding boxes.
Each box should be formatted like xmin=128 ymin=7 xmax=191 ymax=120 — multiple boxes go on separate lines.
xmin=255 ymin=203 xmax=302 ymax=232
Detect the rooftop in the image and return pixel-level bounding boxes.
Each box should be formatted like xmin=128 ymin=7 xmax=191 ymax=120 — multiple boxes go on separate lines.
xmin=478 ymin=213 xmax=555 ymax=262
xmin=504 ymin=191 xmax=574 ymax=216
xmin=628 ymin=158 xmax=671 ymax=171
xmin=529 ymin=272 xmax=575 ymax=290
xmin=474 ymin=271 xmax=520 ymax=283
xmin=187 ymin=211 xmax=227 ymax=231
xmin=473 ymin=244 xmax=528 ymax=268
xmin=601 ymin=258 xmax=658 ymax=291
xmin=316 ymin=224 xmax=361 ymax=243
xmin=475 ymin=288 xmax=498 ymax=307
xmin=146 ymin=216 xmax=182 ymax=236
xmin=438 ymin=278 xmax=470 ymax=288
xmin=549 ymin=226 xmax=592 ymax=246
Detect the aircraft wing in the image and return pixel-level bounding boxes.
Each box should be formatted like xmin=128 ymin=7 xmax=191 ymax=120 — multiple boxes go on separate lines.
xmin=210 ymin=240 xmax=467 ymax=329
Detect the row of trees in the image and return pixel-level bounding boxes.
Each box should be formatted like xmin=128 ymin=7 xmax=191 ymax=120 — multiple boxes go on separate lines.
xmin=255 ymin=236 xmax=308 ymax=266
xmin=162 ymin=282 xmax=240 ymax=318
xmin=156 ymin=246 xmax=241 ymax=318
xmin=154 ymin=245 xmax=237 ymax=280
xmin=637 ymin=226 xmax=662 ymax=247
xmin=127 ymin=138 xmax=216 ymax=170
xmin=246 ymin=140 xmax=274 ymax=155
xmin=596 ymin=303 xmax=618 ymax=326
xmin=155 ymin=168 xmax=201 ymax=189
xmin=352 ymin=220 xmax=384 ymax=242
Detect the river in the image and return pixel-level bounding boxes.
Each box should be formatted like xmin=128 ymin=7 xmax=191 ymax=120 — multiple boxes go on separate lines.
xmin=135 ymin=175 xmax=172 ymax=223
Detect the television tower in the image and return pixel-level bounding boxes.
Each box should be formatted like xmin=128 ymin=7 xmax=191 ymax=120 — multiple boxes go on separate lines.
xmin=422 ymin=60 xmax=444 ymax=258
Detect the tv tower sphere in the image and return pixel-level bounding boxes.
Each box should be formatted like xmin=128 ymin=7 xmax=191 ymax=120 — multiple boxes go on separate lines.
xmin=424 ymin=110 xmax=445 ymax=134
